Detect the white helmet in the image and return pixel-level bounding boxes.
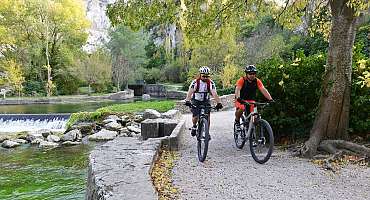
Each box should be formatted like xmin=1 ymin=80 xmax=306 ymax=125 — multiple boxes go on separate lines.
xmin=199 ymin=66 xmax=210 ymax=74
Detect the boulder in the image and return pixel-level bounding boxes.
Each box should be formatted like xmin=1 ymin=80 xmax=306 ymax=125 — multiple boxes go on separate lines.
xmin=134 ymin=115 xmax=144 ymax=123
xmin=47 ymin=135 xmax=60 ymax=143
xmin=1 ymin=140 xmax=20 ymax=148
xmin=71 ymin=122 xmax=95 ymax=135
xmin=26 ymin=132 xmax=44 ymax=142
xmin=37 ymin=129 xmax=52 ymax=138
xmin=62 ymin=141 xmax=82 ymax=146
xmin=13 ymin=139 xmax=28 ymax=144
xmin=88 ymin=129 xmax=118 ymax=141
xmin=62 ymin=129 xmax=81 ymax=141
xmin=127 ymin=125 xmax=141 ymax=134
xmin=39 ymin=141 xmax=59 ymax=148
xmin=162 ymin=109 xmax=181 ymax=119
xmin=143 ymin=109 xmax=161 ymax=119
xmin=108 ymin=90 xmax=134 ymax=100
xmin=105 ymin=121 xmax=122 ymax=131
xmin=31 ymin=138 xmax=44 ymax=144
xmin=142 ymin=94 xmax=151 ymax=101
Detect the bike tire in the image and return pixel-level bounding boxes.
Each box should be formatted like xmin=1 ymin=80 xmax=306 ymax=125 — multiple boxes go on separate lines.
xmin=197 ymin=117 xmax=210 ymax=162
xmin=249 ymin=119 xmax=274 ymax=164
xmin=234 ymin=115 xmax=246 ymax=149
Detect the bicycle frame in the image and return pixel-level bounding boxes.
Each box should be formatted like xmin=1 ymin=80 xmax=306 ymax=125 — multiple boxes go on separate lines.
xmin=242 ymin=103 xmax=264 ymax=139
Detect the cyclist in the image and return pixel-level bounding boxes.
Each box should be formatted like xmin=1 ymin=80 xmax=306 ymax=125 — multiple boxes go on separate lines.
xmin=185 ymin=66 xmax=223 ymax=136
xmin=234 ymin=65 xmax=273 ymax=130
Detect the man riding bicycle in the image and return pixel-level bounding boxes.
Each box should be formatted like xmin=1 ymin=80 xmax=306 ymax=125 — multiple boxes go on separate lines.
xmin=185 ymin=66 xmax=223 ymax=136
xmin=234 ymin=65 xmax=274 ymax=130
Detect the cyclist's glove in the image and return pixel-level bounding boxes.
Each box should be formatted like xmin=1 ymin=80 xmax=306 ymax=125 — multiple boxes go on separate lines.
xmin=236 ymin=97 xmax=243 ymax=103
xmin=215 ymin=103 xmax=223 ymax=110
xmin=184 ymin=100 xmax=192 ymax=107
xmin=268 ymin=99 xmax=275 ymax=103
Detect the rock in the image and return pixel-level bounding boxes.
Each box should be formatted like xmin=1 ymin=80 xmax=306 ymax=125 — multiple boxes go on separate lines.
xmin=121 ymin=115 xmax=129 ymax=123
xmin=38 ymin=129 xmax=52 ymax=138
xmin=105 ymin=121 xmax=122 ymax=131
xmin=31 ymin=138 xmax=44 ymax=144
xmin=127 ymin=125 xmax=141 ymax=134
xmin=47 ymin=135 xmax=60 ymax=143
xmin=62 ymin=141 xmax=82 ymax=146
xmin=39 ymin=141 xmax=59 ymax=148
xmin=162 ymin=109 xmax=181 ymax=119
xmin=62 ymin=129 xmax=81 ymax=141
xmin=1 ymin=140 xmax=20 ymax=148
xmin=26 ymin=132 xmax=44 ymax=142
xmin=142 ymin=94 xmax=151 ymax=101
xmin=13 ymin=139 xmax=28 ymax=144
xmin=134 ymin=115 xmax=144 ymax=123
xmin=143 ymin=109 xmax=161 ymax=119
xmin=71 ymin=122 xmax=95 ymax=135
xmin=119 ymin=127 xmax=130 ymax=135
xmin=88 ymin=129 xmax=118 ymax=141
xmin=106 ymin=115 xmax=120 ymax=121
xmin=108 ymin=90 xmax=134 ymax=100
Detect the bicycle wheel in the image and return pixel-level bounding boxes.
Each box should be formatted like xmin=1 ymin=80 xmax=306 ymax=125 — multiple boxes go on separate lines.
xmin=249 ymin=119 xmax=274 ymax=164
xmin=197 ymin=117 xmax=210 ymax=162
xmin=234 ymin=115 xmax=247 ymax=149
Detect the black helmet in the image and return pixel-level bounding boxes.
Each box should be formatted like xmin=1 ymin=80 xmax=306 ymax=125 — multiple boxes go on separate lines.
xmin=244 ymin=65 xmax=257 ymax=73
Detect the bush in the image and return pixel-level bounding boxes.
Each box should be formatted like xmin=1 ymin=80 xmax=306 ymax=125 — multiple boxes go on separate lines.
xmin=23 ymin=80 xmax=46 ymax=96
xmin=257 ymin=51 xmax=326 ymax=139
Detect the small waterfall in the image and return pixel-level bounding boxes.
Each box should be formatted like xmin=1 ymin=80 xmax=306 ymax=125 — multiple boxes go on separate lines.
xmin=0 ymin=114 xmax=70 ymax=132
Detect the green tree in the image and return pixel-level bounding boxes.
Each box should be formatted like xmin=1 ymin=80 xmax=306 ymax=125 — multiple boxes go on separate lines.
xmin=0 ymin=59 xmax=25 ymax=97
xmin=0 ymin=0 xmax=90 ymax=95
xmin=107 ymin=25 xmax=148 ymax=89
xmin=73 ymin=49 xmax=112 ymax=95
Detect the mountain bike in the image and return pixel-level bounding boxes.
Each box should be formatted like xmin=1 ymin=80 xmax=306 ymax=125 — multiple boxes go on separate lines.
xmin=234 ymin=101 xmax=274 ymax=164
xmin=187 ymin=103 xmax=216 ymax=162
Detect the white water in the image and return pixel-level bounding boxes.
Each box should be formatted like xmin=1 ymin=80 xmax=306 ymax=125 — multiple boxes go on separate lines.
xmin=0 ymin=119 xmax=67 ymax=132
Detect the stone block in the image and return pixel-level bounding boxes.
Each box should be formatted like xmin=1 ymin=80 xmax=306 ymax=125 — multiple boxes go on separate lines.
xmin=141 ymin=119 xmax=159 ymax=140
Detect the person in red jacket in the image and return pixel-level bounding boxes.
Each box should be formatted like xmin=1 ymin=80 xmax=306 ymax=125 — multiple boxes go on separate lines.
xmin=234 ymin=65 xmax=273 ymax=130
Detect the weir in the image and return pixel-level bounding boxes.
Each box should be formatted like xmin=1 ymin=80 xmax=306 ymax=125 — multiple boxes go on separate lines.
xmin=0 ymin=114 xmax=70 ymax=132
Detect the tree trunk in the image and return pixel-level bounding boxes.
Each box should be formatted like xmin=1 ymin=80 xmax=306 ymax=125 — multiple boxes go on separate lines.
xmin=302 ymin=0 xmax=358 ymax=158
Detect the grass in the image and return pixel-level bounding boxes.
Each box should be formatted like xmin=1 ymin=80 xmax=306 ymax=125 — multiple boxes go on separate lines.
xmin=96 ymin=100 xmax=175 ymax=113
xmin=66 ymin=100 xmax=175 ymax=128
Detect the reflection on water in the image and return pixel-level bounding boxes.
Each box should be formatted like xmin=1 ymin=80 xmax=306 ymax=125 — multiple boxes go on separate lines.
xmin=0 ymin=144 xmax=94 ymax=200
xmin=0 ymin=99 xmax=136 ymax=114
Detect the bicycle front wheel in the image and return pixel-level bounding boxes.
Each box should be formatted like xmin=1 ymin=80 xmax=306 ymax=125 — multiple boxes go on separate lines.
xmin=249 ymin=119 xmax=274 ymax=164
xmin=197 ymin=117 xmax=210 ymax=162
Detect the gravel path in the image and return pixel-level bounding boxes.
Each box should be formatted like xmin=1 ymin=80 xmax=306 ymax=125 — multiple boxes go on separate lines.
xmin=172 ymin=110 xmax=370 ymax=200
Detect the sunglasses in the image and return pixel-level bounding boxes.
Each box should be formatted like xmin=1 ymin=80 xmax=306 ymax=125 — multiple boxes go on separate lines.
xmin=201 ymin=75 xmax=210 ymax=78
xmin=247 ymin=73 xmax=256 ymax=75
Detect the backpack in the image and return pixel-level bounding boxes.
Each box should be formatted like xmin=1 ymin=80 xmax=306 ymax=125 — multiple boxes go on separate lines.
xmin=195 ymin=78 xmax=211 ymax=93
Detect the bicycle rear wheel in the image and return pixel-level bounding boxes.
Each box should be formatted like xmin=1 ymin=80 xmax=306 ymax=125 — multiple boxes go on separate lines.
xmin=249 ymin=119 xmax=274 ymax=164
xmin=197 ymin=117 xmax=210 ymax=162
xmin=234 ymin=115 xmax=247 ymax=149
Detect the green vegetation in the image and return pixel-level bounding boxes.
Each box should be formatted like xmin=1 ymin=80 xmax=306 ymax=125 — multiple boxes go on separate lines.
xmin=0 ymin=145 xmax=92 ymax=200
xmin=66 ymin=100 xmax=175 ymax=128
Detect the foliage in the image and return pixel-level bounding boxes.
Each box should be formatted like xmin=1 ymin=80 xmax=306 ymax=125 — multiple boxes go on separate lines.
xmin=107 ymin=25 xmax=148 ymax=89
xmin=0 ymin=0 xmax=90 ymax=96
xmin=72 ymin=48 xmax=112 ymax=94
xmin=350 ymin=25 xmax=370 ymax=134
xmin=257 ymin=51 xmax=326 ymax=139
xmin=151 ymin=149 xmax=179 ymax=200
xmin=66 ymin=111 xmax=105 ymax=128
xmin=0 ymin=59 xmax=25 ymax=97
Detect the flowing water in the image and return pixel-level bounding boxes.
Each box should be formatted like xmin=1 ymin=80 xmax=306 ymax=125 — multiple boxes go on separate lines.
xmin=0 ymin=100 xmax=137 ymax=199
xmin=0 ymin=144 xmax=95 ymax=200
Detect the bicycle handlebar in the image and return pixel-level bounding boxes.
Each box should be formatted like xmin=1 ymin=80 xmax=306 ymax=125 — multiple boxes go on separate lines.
xmin=186 ymin=103 xmax=218 ymax=110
